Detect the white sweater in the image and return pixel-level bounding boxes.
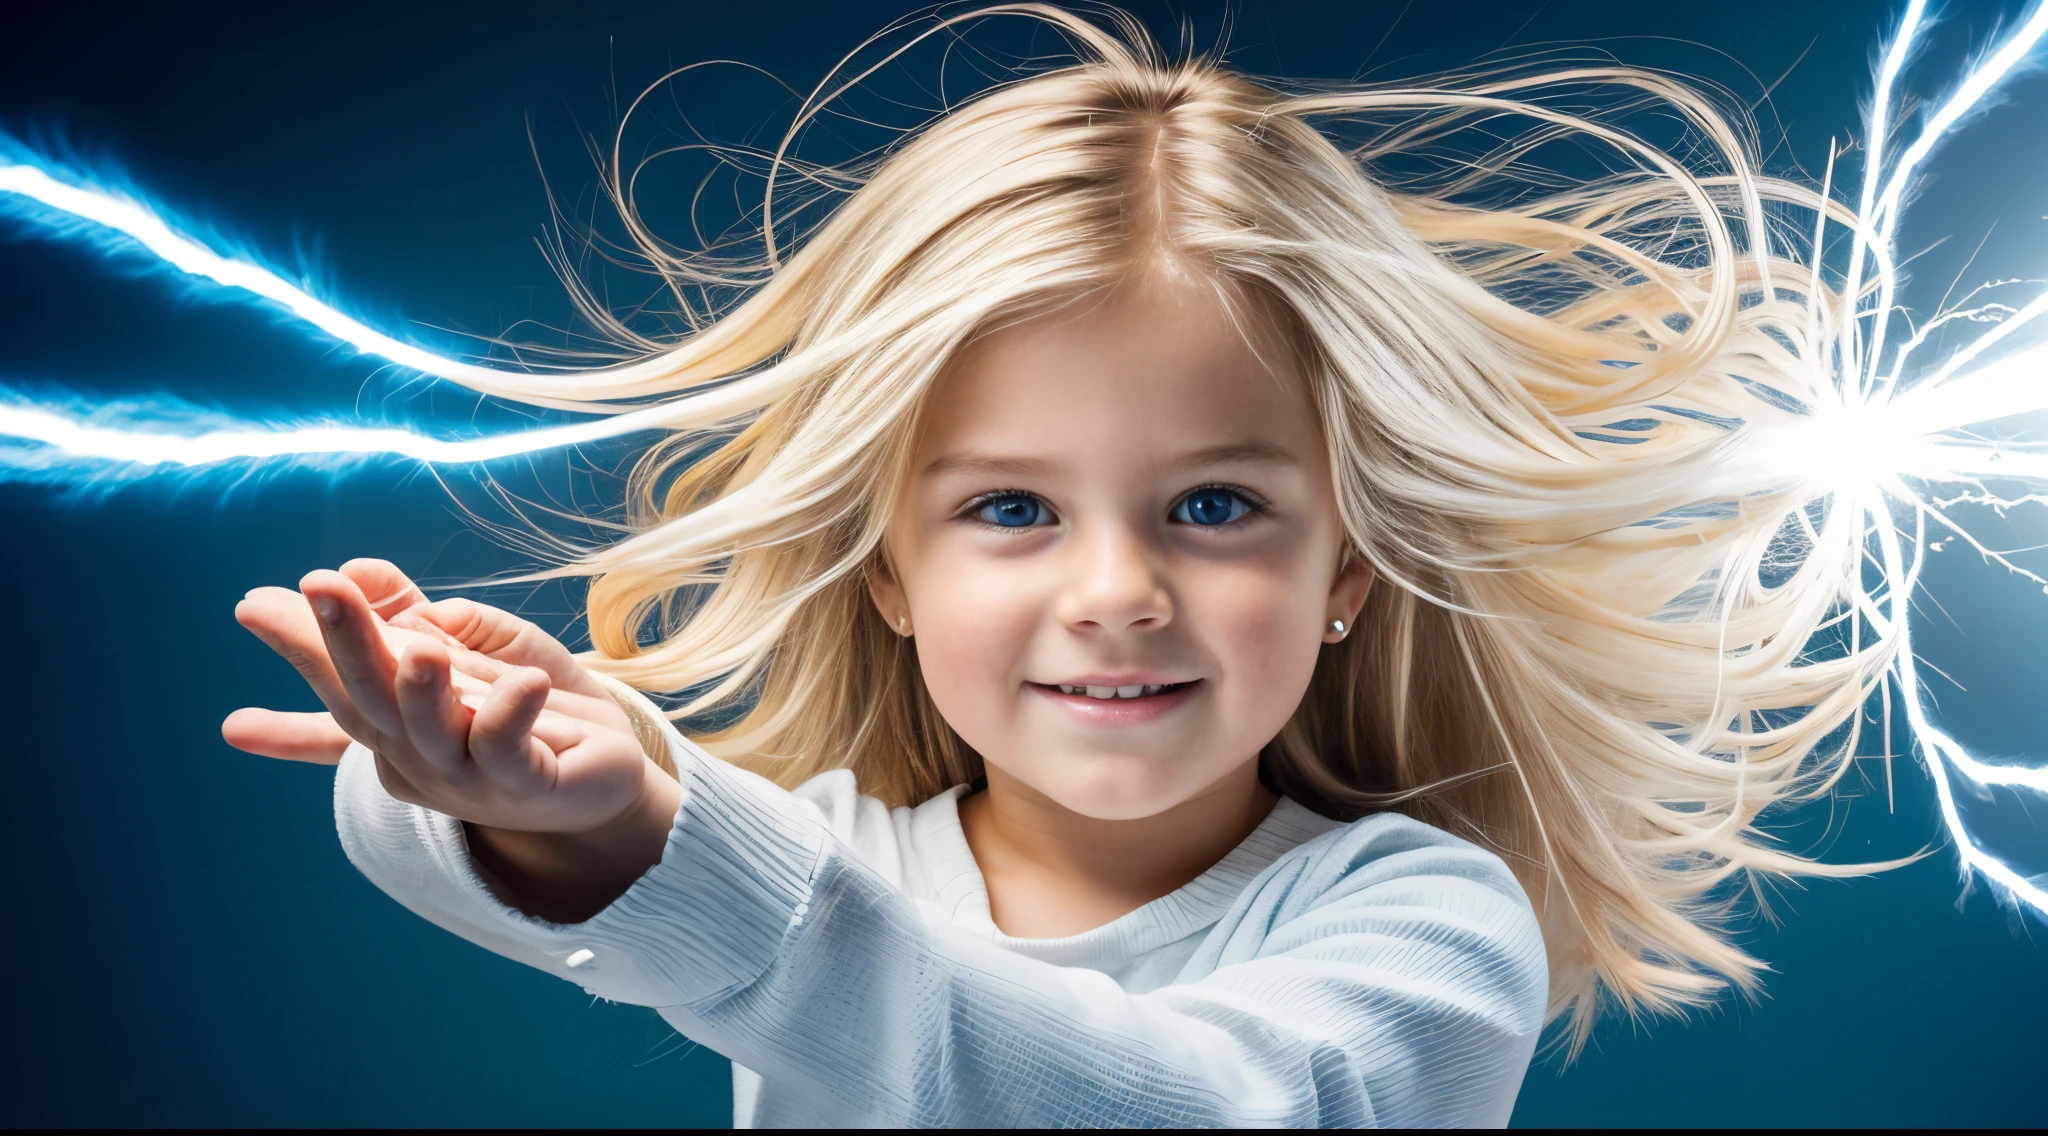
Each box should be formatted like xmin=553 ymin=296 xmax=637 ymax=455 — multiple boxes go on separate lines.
xmin=334 ymin=680 xmax=1549 ymax=1127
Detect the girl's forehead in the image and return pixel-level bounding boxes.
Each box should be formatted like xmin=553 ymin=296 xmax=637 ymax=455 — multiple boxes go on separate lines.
xmin=913 ymin=281 xmax=1319 ymax=477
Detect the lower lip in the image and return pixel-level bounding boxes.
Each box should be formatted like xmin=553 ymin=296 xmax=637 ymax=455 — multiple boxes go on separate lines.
xmin=1029 ymin=680 xmax=1201 ymax=725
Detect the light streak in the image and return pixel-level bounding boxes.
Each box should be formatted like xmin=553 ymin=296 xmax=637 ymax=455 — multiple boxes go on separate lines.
xmin=0 ymin=397 xmax=673 ymax=468
xmin=0 ymin=6 xmax=2043 ymax=914
xmin=0 ymin=163 xmax=521 ymax=387
xmin=1840 ymin=0 xmax=1924 ymax=390
xmin=1861 ymin=0 xmax=2048 ymax=392
xmin=0 ymin=157 xmax=682 ymax=414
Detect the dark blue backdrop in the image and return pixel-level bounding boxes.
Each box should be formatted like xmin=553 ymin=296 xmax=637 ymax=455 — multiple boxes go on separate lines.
xmin=2 ymin=1 xmax=2042 ymax=1126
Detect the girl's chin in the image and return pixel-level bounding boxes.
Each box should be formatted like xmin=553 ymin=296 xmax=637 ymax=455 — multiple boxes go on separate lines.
xmin=1000 ymin=749 xmax=1238 ymax=822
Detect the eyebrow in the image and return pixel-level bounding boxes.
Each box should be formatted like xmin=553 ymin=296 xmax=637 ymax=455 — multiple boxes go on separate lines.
xmin=921 ymin=453 xmax=1055 ymax=478
xmin=921 ymin=440 xmax=1302 ymax=478
xmin=1171 ymin=441 xmax=1302 ymax=470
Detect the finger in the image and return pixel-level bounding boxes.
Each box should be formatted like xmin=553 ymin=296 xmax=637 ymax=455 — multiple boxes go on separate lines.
xmin=393 ymin=639 xmax=474 ymax=774
xmin=221 ymin=708 xmax=353 ymax=764
xmin=468 ymin=666 xmax=553 ymax=790
xmin=358 ymin=611 xmax=476 ymax=674
xmin=388 ymin=609 xmax=515 ymax=684
xmin=301 ymin=569 xmax=405 ymax=737
xmin=415 ymin=599 xmax=590 ymax=691
xmin=445 ymin=660 xmax=622 ymax=731
xmin=339 ymin=558 xmax=431 ymax=621
xmin=235 ymin=587 xmax=370 ymax=738
xmin=386 ymin=607 xmax=463 ymax=648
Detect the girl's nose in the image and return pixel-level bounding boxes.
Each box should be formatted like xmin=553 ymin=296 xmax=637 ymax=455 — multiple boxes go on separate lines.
xmin=1054 ymin=522 xmax=1173 ymax=634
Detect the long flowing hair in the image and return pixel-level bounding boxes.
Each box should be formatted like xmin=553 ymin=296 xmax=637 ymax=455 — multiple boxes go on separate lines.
xmin=451 ymin=6 xmax=1890 ymax=1045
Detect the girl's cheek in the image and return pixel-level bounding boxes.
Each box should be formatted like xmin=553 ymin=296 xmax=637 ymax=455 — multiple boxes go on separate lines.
xmin=911 ymin=555 xmax=1046 ymax=758
xmin=1190 ymin=560 xmax=1328 ymax=739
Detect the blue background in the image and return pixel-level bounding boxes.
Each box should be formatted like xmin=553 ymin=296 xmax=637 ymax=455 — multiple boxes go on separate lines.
xmin=1 ymin=0 xmax=2042 ymax=1125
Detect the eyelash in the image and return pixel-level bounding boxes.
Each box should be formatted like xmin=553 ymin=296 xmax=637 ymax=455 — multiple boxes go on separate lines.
xmin=955 ymin=485 xmax=1271 ymax=530
xmin=958 ymin=489 xmax=1049 ymax=532
xmin=1179 ymin=483 xmax=1272 ymax=526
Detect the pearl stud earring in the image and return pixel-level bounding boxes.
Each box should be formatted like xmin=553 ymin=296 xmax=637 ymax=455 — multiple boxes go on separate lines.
xmin=1329 ymin=619 xmax=1347 ymax=640
xmin=898 ymin=614 xmax=911 ymax=636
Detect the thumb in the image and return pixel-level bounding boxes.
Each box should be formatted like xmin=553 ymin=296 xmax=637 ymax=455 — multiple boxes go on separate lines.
xmin=222 ymin=708 xmax=353 ymax=764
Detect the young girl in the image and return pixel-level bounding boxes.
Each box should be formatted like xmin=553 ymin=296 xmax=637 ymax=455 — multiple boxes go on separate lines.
xmin=225 ymin=6 xmax=1881 ymax=1126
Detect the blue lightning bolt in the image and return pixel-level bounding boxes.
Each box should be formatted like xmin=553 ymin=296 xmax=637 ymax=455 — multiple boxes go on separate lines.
xmin=0 ymin=6 xmax=2044 ymax=915
xmin=0 ymin=162 xmax=526 ymax=388
xmin=0 ymin=391 xmax=677 ymax=468
xmin=0 ymin=156 xmax=706 ymax=477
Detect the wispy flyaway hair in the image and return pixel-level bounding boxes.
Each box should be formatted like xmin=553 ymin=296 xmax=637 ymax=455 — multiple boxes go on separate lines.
xmin=456 ymin=5 xmax=1889 ymax=1047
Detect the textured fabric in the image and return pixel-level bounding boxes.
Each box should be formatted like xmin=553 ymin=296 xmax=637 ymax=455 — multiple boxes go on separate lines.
xmin=333 ymin=678 xmax=1548 ymax=1127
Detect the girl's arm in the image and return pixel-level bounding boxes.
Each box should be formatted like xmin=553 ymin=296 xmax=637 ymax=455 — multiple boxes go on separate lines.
xmin=337 ymin=684 xmax=1549 ymax=1128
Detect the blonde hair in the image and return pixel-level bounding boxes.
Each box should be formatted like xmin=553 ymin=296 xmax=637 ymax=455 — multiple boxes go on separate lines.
xmin=454 ymin=6 xmax=1890 ymax=1046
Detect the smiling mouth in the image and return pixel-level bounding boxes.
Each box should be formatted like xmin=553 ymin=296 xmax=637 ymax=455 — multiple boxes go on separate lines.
xmin=1042 ymin=681 xmax=1195 ymax=700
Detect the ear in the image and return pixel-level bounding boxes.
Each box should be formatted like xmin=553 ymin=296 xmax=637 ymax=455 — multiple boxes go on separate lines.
xmin=867 ymin=548 xmax=912 ymax=636
xmin=1325 ymin=551 xmax=1376 ymax=640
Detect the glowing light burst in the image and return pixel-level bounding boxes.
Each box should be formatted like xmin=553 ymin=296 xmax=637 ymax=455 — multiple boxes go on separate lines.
xmin=0 ymin=7 xmax=2046 ymax=913
xmin=1837 ymin=2 xmax=2048 ymax=916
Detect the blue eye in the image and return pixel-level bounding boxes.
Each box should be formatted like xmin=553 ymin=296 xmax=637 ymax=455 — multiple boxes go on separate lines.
xmin=1172 ymin=486 xmax=1253 ymax=527
xmin=975 ymin=492 xmax=1050 ymax=528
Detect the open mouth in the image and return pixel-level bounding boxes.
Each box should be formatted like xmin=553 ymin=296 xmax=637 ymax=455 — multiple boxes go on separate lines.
xmin=1040 ymin=681 xmax=1195 ymax=700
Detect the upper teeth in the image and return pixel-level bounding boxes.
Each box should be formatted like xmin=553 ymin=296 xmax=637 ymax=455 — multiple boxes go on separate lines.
xmin=1058 ymin=683 xmax=1172 ymax=699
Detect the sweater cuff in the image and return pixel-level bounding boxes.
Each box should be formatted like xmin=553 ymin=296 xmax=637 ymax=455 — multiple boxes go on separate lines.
xmin=572 ymin=717 xmax=828 ymax=1006
xmin=332 ymin=686 xmax=828 ymax=1009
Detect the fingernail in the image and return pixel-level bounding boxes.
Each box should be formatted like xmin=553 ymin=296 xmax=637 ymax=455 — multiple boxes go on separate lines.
xmin=311 ymin=595 xmax=340 ymax=626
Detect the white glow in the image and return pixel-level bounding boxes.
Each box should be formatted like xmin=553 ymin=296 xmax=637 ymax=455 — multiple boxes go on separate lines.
xmin=0 ymin=400 xmax=676 ymax=466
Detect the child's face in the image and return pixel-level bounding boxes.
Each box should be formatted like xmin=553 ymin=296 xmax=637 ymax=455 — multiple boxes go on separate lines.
xmin=873 ymin=272 xmax=1372 ymax=821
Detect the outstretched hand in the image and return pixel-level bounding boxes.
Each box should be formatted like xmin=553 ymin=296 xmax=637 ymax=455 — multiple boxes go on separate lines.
xmin=225 ymin=559 xmax=679 ymax=920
